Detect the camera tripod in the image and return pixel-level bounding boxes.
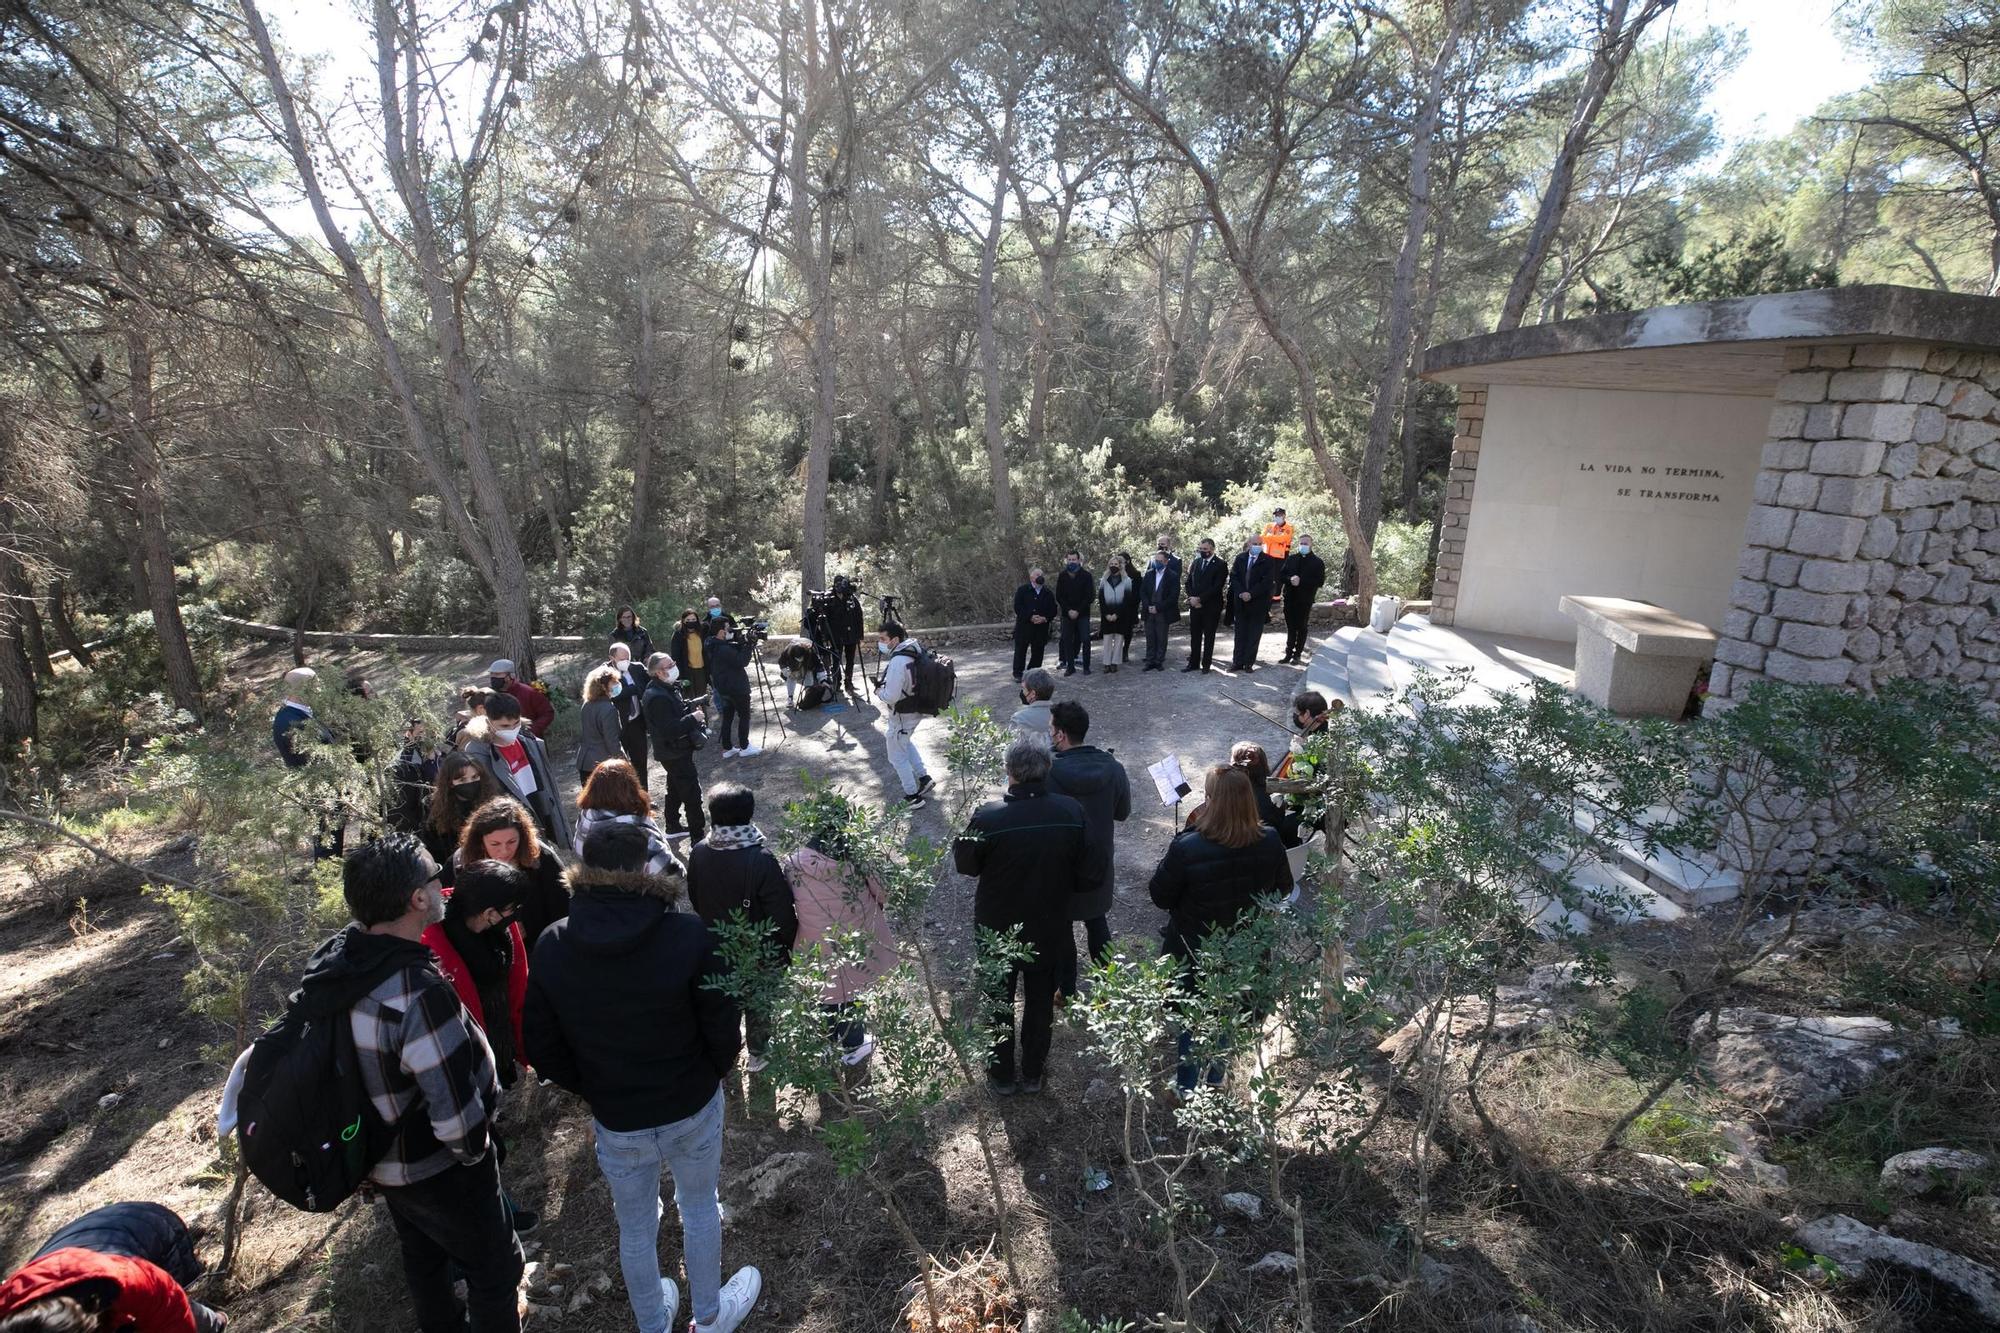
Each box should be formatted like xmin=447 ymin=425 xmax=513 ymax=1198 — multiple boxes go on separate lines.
xmin=856 ymin=589 xmax=903 ymax=689
xmin=748 ymin=636 xmax=789 ymax=747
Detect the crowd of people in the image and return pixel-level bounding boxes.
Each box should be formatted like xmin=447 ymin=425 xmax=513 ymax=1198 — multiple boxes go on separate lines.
xmin=0 ymin=523 xmax=1339 ymax=1333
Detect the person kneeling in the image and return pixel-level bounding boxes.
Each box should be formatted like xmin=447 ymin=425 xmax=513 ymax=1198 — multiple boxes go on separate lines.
xmin=0 ymin=1202 xmax=227 ymax=1332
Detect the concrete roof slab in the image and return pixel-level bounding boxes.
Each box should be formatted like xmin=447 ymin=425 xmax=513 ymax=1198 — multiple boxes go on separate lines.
xmin=1420 ymin=285 xmax=2000 ymax=394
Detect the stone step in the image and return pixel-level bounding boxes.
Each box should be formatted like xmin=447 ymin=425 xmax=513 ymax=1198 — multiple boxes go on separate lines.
xmin=1309 ymin=628 xmax=1357 ymax=711
xmin=1573 ymin=807 xmax=1743 ymax=909
xmin=1344 ymin=625 xmax=1401 ymax=711
xmin=1565 ymin=856 xmax=1687 ymax=926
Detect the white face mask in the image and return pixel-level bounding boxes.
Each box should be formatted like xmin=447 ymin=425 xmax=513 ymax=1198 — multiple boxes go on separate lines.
xmin=877 ymin=640 xmax=891 ymax=655
xmin=492 ymin=725 xmax=521 ymax=746
xmin=661 ymin=664 xmax=680 ymax=684
xmin=1299 ymin=544 xmax=1311 ymax=554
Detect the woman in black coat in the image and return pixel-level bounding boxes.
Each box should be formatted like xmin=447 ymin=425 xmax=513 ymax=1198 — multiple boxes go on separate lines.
xmin=610 ymin=605 xmax=654 ymax=665
xmin=1149 ymin=765 xmax=1292 ymax=1091
xmin=1098 ymin=553 xmax=1138 ymax=671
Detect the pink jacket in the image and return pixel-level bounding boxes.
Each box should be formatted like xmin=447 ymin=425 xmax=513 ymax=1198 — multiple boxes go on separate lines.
xmin=783 ymin=845 xmax=896 ymax=1003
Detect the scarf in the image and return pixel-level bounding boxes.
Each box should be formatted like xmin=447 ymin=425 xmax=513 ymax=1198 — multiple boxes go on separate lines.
xmin=1100 ymin=574 xmax=1129 ymax=606
xmin=706 ymin=823 xmax=764 ymax=851
xmin=441 ymin=913 xmax=516 ymax=1080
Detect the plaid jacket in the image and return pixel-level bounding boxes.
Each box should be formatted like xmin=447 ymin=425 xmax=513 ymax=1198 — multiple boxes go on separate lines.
xmin=349 ymin=962 xmax=499 ymax=1187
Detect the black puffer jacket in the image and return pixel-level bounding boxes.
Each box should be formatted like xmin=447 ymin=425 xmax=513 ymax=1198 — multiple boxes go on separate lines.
xmin=523 ymin=864 xmax=740 ymax=1132
xmin=706 ymin=633 xmax=753 ymax=697
xmin=953 ymin=781 xmax=1087 ymax=971
xmin=642 ymin=676 xmax=703 ymax=761
xmin=1045 ymin=744 xmax=1132 ymax=919
xmin=686 ymin=836 xmax=798 ymax=954
xmin=1148 ymin=827 xmax=1291 ymax=962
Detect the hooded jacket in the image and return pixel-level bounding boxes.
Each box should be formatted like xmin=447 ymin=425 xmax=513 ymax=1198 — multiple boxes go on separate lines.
xmin=421 ymin=917 xmax=530 ymax=1080
xmin=0 ymin=1202 xmax=219 ymax=1332
xmin=1045 ymin=744 xmax=1133 ymax=919
xmin=686 ymin=834 xmax=798 ymax=953
xmin=523 ymin=864 xmax=740 ymax=1132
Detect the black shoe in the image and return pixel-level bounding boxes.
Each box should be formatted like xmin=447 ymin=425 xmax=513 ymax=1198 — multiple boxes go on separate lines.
xmin=989 ymin=1075 xmax=1018 ymax=1097
xmin=1241 ymin=664 xmax=1256 ymax=673
xmin=1062 ymin=666 xmax=1075 ymax=676
xmin=1181 ymin=663 xmax=1198 ymax=672
xmin=510 ymin=1207 xmax=540 ymax=1236
xmin=1081 ymin=668 xmax=1092 ymax=675
xmin=915 ymin=774 xmax=935 ymax=797
xmin=902 ymin=792 xmax=928 ymax=809
xmin=1020 ymin=1077 xmax=1045 ymax=1095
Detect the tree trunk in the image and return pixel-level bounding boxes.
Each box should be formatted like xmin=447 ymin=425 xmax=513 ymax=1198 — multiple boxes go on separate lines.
xmin=20 ymin=591 xmax=52 ymax=680
xmin=628 ymin=283 xmax=659 ymax=597
xmin=47 ymin=578 xmax=92 ymax=668
xmin=1495 ymin=0 xmax=1668 ymax=332
xmin=122 ymin=331 xmax=205 ymax=719
xmin=1027 ymin=251 xmax=1057 ymax=447
xmin=975 ymin=112 xmax=1019 ymax=548
xmin=0 ymin=549 xmax=36 ymax=745
xmin=788 ymin=0 xmax=837 ymax=596
xmin=1358 ymin=6 xmax=1462 ymax=544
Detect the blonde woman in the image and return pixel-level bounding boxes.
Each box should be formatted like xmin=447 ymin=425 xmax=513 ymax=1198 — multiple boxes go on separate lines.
xmin=577 ymin=664 xmax=624 ymax=781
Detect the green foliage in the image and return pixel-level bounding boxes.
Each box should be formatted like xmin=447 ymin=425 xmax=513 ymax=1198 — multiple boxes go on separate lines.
xmin=1627 ymin=1103 xmax=1726 ymax=1164
xmin=1057 ymin=1313 xmax=1136 ymax=1333
xmin=940 ymin=703 xmax=1009 ymax=823
xmin=1589 ymin=226 xmax=1839 ymax=312
xmin=16 ymin=607 xmax=226 ymax=779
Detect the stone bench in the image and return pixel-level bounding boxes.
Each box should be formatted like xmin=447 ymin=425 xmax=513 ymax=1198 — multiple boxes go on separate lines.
xmin=1559 ymin=595 xmax=1718 ymax=718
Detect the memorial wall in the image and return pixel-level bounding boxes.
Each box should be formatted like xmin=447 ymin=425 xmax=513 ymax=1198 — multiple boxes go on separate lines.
xmin=1452 ymin=383 xmax=1768 ymax=641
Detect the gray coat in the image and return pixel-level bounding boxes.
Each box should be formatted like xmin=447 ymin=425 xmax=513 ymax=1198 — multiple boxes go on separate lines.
xmin=1046 ymin=743 xmax=1133 ymax=919
xmin=465 ymin=730 xmax=574 ymax=849
xmin=577 ymin=698 xmax=624 ymax=780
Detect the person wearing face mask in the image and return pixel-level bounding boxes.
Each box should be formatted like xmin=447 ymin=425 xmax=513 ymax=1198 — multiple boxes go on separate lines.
xmin=424 ymin=753 xmax=501 ymax=886
xmin=1225 ymin=536 xmax=1275 ymax=672
xmin=1011 ymin=669 xmax=1057 ymax=734
xmin=1011 ymin=566 xmax=1057 ymax=682
xmin=1139 ymin=546 xmax=1181 ymax=671
xmin=303 ymin=835 xmax=520 ymax=1333
xmin=644 ymin=652 xmax=708 ymax=842
xmin=607 ymin=642 xmax=651 ymax=783
xmin=1278 ymin=532 xmax=1327 ymax=665
xmin=1259 ymin=506 xmax=1296 ymax=561
xmin=668 ymin=608 xmax=710 ymax=703
xmin=1054 ymin=549 xmax=1095 ymax=677
xmin=577 ymin=665 xmax=626 ymax=783
xmin=464 ymin=693 xmax=572 ymax=852
xmin=1097 ymin=554 xmax=1136 ymax=671
xmin=1182 ymin=537 xmax=1228 ymax=673
xmin=485 ymin=659 xmax=554 ymax=740
xmin=874 ymin=621 xmax=934 ymax=808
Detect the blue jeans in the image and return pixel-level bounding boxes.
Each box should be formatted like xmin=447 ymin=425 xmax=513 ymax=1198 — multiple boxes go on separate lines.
xmin=594 ymin=1088 xmax=726 ymax=1331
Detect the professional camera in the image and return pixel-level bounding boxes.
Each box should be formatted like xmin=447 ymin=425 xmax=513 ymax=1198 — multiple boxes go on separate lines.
xmin=744 ymin=617 xmax=771 ymax=645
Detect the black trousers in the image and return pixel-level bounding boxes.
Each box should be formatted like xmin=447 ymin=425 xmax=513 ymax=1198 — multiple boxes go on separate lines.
xmin=717 ymin=689 xmax=752 ymax=749
xmin=834 ymin=640 xmax=860 ymax=689
xmin=660 ymin=756 xmax=705 ymax=841
xmin=1061 ymin=916 xmax=1115 ymax=996
xmin=986 ymin=960 xmax=1064 ymax=1083
xmin=1186 ymin=605 xmax=1222 ymax=668
xmin=380 ymin=1154 xmax=525 ymax=1333
xmin=1058 ymin=613 xmax=1091 ymax=670
xmin=1283 ymin=596 xmax=1315 ymax=660
xmin=1012 ymin=625 xmax=1049 ymax=678
xmin=618 ymin=713 xmax=650 ymax=785
xmin=1231 ymin=610 xmax=1267 ymax=668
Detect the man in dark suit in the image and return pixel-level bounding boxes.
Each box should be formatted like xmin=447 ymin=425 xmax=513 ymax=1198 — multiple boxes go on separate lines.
xmin=1278 ymin=532 xmax=1327 ymax=664
xmin=1054 ymin=549 xmax=1095 ymax=677
xmin=1138 ymin=546 xmax=1181 ymax=671
xmin=1225 ymin=537 xmax=1274 ymax=671
xmin=1012 ymin=566 xmax=1057 ymax=681
xmin=1181 ymin=537 xmax=1227 ymax=673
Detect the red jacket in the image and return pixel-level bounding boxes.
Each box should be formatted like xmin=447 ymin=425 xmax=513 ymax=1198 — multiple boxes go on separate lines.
xmin=506 ymin=681 xmax=555 ymax=738
xmin=0 ymin=1248 xmax=195 ymax=1331
xmin=421 ymin=919 xmax=530 ymax=1070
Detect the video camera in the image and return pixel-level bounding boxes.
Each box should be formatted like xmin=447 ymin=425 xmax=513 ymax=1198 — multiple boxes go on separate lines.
xmin=743 ymin=617 xmax=771 ymax=646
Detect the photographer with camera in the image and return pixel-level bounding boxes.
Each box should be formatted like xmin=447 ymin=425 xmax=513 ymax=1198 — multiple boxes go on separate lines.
xmin=643 ymin=653 xmax=708 ymax=842
xmin=705 ymin=616 xmax=761 ymax=759
xmin=822 ymin=576 xmax=865 ymax=694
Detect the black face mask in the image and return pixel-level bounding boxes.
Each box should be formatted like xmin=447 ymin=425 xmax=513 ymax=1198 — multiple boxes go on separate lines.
xmin=489 ymin=676 xmax=509 ymax=692
xmin=452 ymin=782 xmax=482 ymax=807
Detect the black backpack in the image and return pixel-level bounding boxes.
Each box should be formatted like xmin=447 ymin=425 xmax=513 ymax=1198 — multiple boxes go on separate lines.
xmin=894 ymin=644 xmax=957 ymax=716
xmin=235 ymin=985 xmax=399 ymax=1212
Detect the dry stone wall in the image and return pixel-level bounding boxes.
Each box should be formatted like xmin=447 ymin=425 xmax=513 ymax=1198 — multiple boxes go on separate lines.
xmin=1711 ymin=342 xmax=2000 ymax=705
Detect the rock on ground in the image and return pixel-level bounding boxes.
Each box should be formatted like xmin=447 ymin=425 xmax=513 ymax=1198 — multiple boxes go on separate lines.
xmin=735 ymin=1151 xmax=816 ymax=1208
xmin=1219 ymin=1191 xmax=1263 ymax=1222
xmin=1249 ymin=1251 xmax=1299 ymax=1278
xmin=1794 ymin=1214 xmax=2000 ymax=1323
xmin=1880 ymin=1147 xmax=1990 ymax=1196
xmin=1697 ymin=1009 xmax=1909 ymax=1128
xmin=1377 ymin=987 xmax=1562 ymax=1064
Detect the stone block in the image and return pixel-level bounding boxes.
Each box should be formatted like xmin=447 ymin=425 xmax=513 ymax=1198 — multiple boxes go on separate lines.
xmin=1715 ymin=637 xmax=1767 ymax=669
xmin=1889 ymin=477 xmax=1965 ymax=508
xmin=1768 ymin=552 xmax=1804 ymax=586
xmin=1777 ymin=472 xmax=1823 ymax=508
xmin=1945 ymin=380 xmax=1999 ymax=419
xmin=1828 ymin=368 xmax=1911 ymax=401
xmin=1783 ymin=347 xmax=1814 ymax=371
xmin=1786 ymin=511 xmax=1867 ymax=560
xmin=1764 ymin=649 xmax=1854 ymax=685
xmin=1911 ymin=405 xmax=1948 ymax=444
xmin=1730 ymin=579 xmax=1773 ymax=614
xmin=1776 ymin=370 xmax=1831 ymax=402
xmin=1949 ymin=417 xmax=2000 ymax=454
xmin=1752 ymin=615 xmax=1781 ymax=647
xmin=1903 ymin=372 xmax=1944 ymax=404
xmin=1893 ymin=569 xmax=1937 ymax=600
xmin=1945 ymin=454 xmax=1974 ymax=478
xmin=1900 ymin=506 xmax=1938 ymax=532
xmin=1743 ymin=504 xmax=1796 ymax=549
xmin=1761 ymin=439 xmax=1811 ymax=471
xmin=1754 ymin=473 xmax=1781 ymax=504
xmin=1935 ymin=566 xmax=1973 ymax=604
xmin=1841 ymin=402 xmax=1920 ymax=442
xmin=1737 ymin=547 xmax=1770 ymax=579
xmin=1809 ymin=344 xmax=1855 ymax=369
xmin=1772 ymin=587 xmax=1850 ymax=624
xmin=1859 ymin=516 xmax=1899 ymax=559
xmin=1777 ymin=622 xmax=1849 ymax=658
xmin=1810 ymin=439 xmax=1888 ymax=476
xmin=1851 ymin=627 xmax=1882 ymax=661
xmin=1893 ymin=531 xmax=1927 ymax=564
xmin=1708 ymin=663 xmax=1734 ymax=696
xmin=1815 ymin=477 xmax=1888 ymax=517
xmin=1766 ymin=405 xmax=1809 ymax=438
xmin=1722 ymin=609 xmax=1756 ymax=641
xmin=1802 ymin=403 xmax=1845 ymax=439
xmin=1798 ymin=558 xmax=1869 ymax=594
xmin=1850 ymin=342 xmax=1930 ymax=369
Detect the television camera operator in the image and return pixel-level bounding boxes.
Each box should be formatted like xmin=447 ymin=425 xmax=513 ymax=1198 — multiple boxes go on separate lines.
xmin=705 ymin=615 xmax=766 ymax=758
xmin=805 ymin=577 xmax=867 ymax=695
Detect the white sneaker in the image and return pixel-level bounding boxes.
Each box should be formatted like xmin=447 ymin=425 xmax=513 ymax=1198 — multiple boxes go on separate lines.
xmin=693 ymin=1266 xmax=762 ymax=1333
xmin=738 ymin=744 xmax=762 ymax=758
xmin=659 ymin=1277 xmax=681 ymax=1330
xmin=840 ymin=1037 xmax=875 ymax=1067
xmin=744 ymin=1052 xmax=768 ymax=1074
xmin=721 ymin=747 xmax=740 ymax=758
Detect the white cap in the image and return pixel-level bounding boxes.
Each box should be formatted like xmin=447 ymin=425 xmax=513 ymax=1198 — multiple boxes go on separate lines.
xmin=282 ymin=667 xmax=317 ymax=692
xmin=487 ymin=659 xmax=516 ymax=676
